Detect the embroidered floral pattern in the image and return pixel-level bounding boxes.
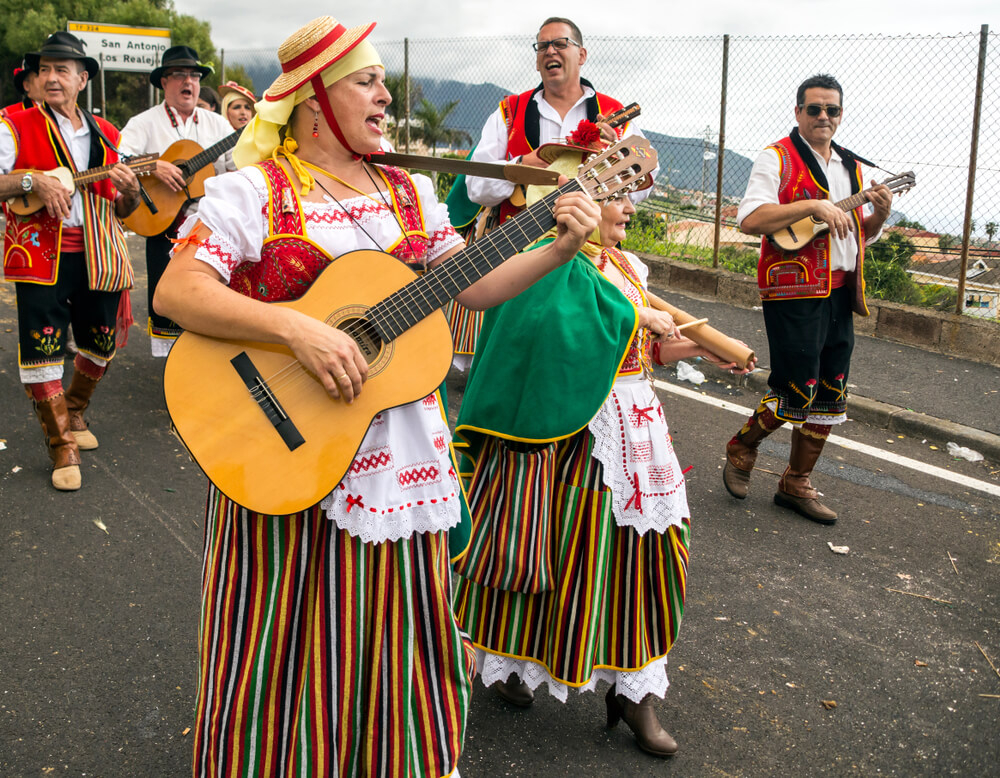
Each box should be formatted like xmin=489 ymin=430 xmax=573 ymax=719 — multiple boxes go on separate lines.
xmin=90 ymin=325 xmax=115 ymax=353
xmin=31 ymin=326 xmax=61 ymax=356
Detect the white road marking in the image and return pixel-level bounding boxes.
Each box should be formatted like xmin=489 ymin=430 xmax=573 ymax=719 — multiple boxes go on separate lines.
xmin=655 ymin=379 xmax=1000 ymax=498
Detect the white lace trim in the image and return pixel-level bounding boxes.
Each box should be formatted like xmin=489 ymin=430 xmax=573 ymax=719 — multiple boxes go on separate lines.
xmin=20 ymin=363 xmax=63 ymax=384
xmin=321 ymin=484 xmax=462 ymax=545
xmin=150 ymin=336 xmax=175 ymax=358
xmin=587 ymin=376 xmax=689 ymax=536
xmin=476 ymin=649 xmax=670 ymax=704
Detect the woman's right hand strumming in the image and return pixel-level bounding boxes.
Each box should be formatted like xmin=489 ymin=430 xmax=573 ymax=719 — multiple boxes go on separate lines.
xmin=285 ymin=310 xmax=369 ymax=403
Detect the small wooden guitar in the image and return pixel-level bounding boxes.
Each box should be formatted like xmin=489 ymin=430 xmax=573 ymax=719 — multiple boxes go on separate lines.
xmin=123 ymin=130 xmax=241 ymax=237
xmin=7 ymin=153 xmax=159 ymax=215
xmin=767 ymin=171 xmax=915 ymax=252
xmin=163 ymin=137 xmax=658 ymax=515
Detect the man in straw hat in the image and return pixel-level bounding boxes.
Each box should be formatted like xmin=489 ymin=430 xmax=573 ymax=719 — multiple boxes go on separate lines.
xmin=0 ymin=31 xmax=141 ymax=490
xmin=153 ymin=15 xmax=601 ymax=776
xmin=118 ymin=45 xmax=232 ymax=357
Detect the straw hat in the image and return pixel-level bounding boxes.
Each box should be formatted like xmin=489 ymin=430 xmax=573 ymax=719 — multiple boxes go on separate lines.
xmin=25 ymin=32 xmax=99 ymax=81
xmin=219 ymin=81 xmax=256 ymax=104
xmin=264 ymin=16 xmax=376 ymax=101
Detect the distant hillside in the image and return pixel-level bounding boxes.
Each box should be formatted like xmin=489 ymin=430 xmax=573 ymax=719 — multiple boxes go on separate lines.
xmin=233 ymin=67 xmax=753 ymax=198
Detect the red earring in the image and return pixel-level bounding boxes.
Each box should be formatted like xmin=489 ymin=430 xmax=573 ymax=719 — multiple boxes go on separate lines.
xmin=312 ymin=111 xmax=319 ymax=138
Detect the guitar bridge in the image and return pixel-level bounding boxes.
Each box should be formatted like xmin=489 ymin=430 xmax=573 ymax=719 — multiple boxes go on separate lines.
xmin=231 ymin=352 xmax=305 ymax=452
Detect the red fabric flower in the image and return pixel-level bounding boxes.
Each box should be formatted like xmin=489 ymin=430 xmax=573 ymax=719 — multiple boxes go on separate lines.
xmin=835 ymin=373 xmax=845 ymax=381
xmin=569 ymin=120 xmax=601 ymax=147
xmin=806 ymin=379 xmax=817 ymax=387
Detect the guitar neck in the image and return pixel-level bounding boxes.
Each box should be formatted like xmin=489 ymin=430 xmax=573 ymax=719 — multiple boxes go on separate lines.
xmin=72 ymin=161 xmax=120 ymax=187
xmin=834 ymin=189 xmax=870 ymax=214
xmin=183 ymin=130 xmax=241 ymax=173
xmin=369 ymin=180 xmax=580 ymax=342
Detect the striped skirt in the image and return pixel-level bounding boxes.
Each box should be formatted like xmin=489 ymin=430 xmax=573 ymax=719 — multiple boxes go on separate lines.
xmin=445 ymin=300 xmax=483 ymax=356
xmin=452 ymin=430 xmax=690 ymax=694
xmin=193 ymin=486 xmax=475 ymax=777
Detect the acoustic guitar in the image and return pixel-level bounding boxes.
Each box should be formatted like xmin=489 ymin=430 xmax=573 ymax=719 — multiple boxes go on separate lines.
xmin=122 ymin=130 xmax=241 ymax=237
xmin=506 ymin=102 xmax=642 ymax=211
xmin=7 ymin=153 xmax=159 ymax=215
xmin=767 ymin=171 xmax=915 ymax=252
xmin=163 ymin=136 xmax=658 ymax=515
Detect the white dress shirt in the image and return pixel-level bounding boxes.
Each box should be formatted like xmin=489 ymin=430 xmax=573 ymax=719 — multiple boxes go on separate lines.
xmin=737 ymin=140 xmax=880 ymax=272
xmin=0 ymin=108 xmax=92 ymax=227
xmin=467 ymin=85 xmax=657 ymax=207
xmin=118 ymin=102 xmax=233 ymax=158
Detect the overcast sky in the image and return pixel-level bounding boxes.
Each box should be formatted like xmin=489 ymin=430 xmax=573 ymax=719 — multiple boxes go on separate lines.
xmin=176 ymin=0 xmax=995 ymax=50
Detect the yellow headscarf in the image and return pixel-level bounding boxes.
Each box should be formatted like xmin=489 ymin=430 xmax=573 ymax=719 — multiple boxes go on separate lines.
xmin=232 ymin=39 xmax=383 ymax=175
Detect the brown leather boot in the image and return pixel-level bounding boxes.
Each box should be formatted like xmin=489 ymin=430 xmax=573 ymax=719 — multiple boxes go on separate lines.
xmin=605 ymin=685 xmax=678 ymax=757
xmin=723 ymin=408 xmax=782 ymax=499
xmin=65 ymin=368 xmax=100 ymax=450
xmin=494 ymin=673 xmax=534 ymax=707
xmin=774 ymin=426 xmax=837 ymax=524
xmin=33 ymin=392 xmax=82 ymax=491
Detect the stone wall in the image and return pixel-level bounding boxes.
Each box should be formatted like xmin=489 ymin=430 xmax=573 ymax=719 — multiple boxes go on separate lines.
xmin=637 ymin=253 xmax=1000 ymax=368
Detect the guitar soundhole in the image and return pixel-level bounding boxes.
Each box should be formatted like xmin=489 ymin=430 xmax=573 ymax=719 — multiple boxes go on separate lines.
xmin=339 ymin=317 xmax=383 ymax=365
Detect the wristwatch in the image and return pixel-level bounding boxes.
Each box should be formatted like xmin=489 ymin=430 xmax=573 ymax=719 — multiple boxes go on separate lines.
xmin=20 ymin=172 xmax=32 ymax=193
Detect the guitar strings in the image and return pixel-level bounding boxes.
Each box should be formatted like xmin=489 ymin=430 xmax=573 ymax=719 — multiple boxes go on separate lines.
xmin=246 ymin=156 xmax=639 ymax=398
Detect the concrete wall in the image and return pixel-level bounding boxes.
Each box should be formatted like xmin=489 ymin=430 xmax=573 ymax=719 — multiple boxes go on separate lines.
xmin=637 ymin=253 xmax=1000 ymax=368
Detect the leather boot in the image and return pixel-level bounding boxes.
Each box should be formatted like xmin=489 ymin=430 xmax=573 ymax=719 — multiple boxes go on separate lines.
xmin=494 ymin=673 xmax=534 ymax=707
xmin=774 ymin=426 xmax=837 ymax=524
xmin=65 ymin=368 xmax=100 ymax=450
xmin=33 ymin=392 xmax=82 ymax=491
xmin=605 ymin=685 xmax=677 ymax=757
xmin=723 ymin=407 xmax=782 ymax=499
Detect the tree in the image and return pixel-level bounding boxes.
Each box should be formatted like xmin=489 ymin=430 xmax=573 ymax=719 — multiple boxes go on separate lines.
xmin=412 ymin=97 xmax=471 ymax=157
xmin=986 ymin=221 xmax=998 ymax=244
xmin=383 ymin=71 xmax=422 ymax=149
xmin=938 ymin=233 xmax=958 ymax=251
xmin=0 ymin=1 xmax=224 ymax=126
xmin=895 ymin=217 xmax=926 ymax=230
xmin=865 ymin=231 xmax=920 ymax=305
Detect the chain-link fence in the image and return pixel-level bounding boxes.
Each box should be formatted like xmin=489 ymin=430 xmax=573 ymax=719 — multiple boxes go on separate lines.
xmin=222 ymin=28 xmax=999 ymax=318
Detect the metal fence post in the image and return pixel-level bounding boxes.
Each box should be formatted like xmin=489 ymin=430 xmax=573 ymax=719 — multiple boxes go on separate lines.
xmin=712 ymin=34 xmax=730 ymax=269
xmin=220 ymin=49 xmax=226 ymax=83
xmin=956 ymin=24 xmax=989 ymax=315
xmin=404 ymin=38 xmax=410 ymax=153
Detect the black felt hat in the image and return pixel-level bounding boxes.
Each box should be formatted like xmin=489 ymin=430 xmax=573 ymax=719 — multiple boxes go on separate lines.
xmin=150 ymin=46 xmax=213 ymax=89
xmin=24 ymin=32 xmax=99 ymax=80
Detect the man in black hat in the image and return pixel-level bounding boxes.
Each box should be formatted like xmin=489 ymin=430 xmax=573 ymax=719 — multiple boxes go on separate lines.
xmin=0 ymin=31 xmax=142 ymax=491
xmin=118 ymin=45 xmax=232 ymax=357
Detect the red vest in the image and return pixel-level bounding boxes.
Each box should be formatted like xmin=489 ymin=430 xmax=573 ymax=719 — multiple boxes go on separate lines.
xmin=229 ymin=159 xmax=430 ymax=303
xmin=757 ymin=135 xmax=868 ymax=315
xmin=2 ymin=106 xmax=121 ymax=285
xmin=496 ymin=85 xmax=626 ymax=223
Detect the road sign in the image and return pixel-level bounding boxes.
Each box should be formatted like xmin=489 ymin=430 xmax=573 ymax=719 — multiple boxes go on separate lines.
xmin=67 ymin=21 xmax=171 ymax=73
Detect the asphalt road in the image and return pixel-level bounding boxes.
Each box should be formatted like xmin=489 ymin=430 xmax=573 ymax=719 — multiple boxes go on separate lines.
xmin=1 ymin=265 xmax=998 ymax=776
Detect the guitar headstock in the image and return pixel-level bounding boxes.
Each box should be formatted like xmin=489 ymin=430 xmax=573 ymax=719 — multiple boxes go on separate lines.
xmin=575 ymin=136 xmax=658 ymax=202
xmin=127 ymin=152 xmax=161 ymax=178
xmin=883 ymin=171 xmax=916 ymax=196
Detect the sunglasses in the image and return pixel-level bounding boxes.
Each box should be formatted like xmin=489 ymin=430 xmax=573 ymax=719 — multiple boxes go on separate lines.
xmin=800 ymin=103 xmax=842 ymax=118
xmin=533 ymin=37 xmax=581 ymax=52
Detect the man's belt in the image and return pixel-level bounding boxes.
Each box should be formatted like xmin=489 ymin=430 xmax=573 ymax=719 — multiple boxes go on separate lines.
xmin=369 ymin=151 xmax=560 ymax=186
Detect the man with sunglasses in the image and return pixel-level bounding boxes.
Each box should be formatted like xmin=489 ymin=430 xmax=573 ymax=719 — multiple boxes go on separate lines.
xmin=118 ymin=46 xmax=232 ymax=357
xmin=722 ymin=73 xmax=893 ymax=525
